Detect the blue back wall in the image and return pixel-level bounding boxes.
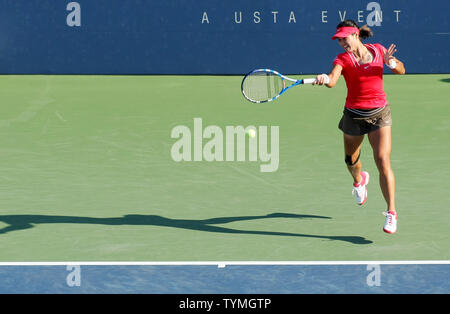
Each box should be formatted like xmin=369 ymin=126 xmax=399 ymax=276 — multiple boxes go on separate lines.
xmin=0 ymin=0 xmax=448 ymax=74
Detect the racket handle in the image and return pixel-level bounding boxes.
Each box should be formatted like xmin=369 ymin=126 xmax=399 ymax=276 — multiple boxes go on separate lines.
xmin=303 ymin=75 xmax=330 ymax=85
xmin=302 ymin=78 xmax=316 ymax=84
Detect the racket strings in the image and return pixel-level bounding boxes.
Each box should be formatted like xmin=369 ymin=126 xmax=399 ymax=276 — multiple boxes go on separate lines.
xmin=242 ymin=72 xmax=284 ymax=102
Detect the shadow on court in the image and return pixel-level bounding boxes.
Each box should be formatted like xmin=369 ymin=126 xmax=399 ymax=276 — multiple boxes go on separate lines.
xmin=439 ymin=78 xmax=450 ymax=83
xmin=0 ymin=213 xmax=373 ymax=244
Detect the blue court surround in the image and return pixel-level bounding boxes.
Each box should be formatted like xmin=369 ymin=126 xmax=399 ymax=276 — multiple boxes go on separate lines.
xmin=0 ymin=263 xmax=448 ymax=294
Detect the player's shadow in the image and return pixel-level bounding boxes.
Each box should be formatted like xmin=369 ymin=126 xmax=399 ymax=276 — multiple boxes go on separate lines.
xmin=0 ymin=213 xmax=373 ymax=244
xmin=440 ymin=78 xmax=450 ymax=83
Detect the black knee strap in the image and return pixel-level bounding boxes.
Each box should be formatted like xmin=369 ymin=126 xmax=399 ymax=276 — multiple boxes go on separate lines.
xmin=345 ymin=152 xmax=360 ymax=166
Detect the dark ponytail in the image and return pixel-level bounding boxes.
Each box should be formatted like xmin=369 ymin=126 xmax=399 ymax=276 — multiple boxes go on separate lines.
xmin=359 ymin=25 xmax=373 ymax=40
xmin=337 ymin=19 xmax=373 ymax=40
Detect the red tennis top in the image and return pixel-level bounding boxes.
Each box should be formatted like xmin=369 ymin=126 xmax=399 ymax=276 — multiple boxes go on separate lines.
xmin=333 ymin=43 xmax=388 ymax=109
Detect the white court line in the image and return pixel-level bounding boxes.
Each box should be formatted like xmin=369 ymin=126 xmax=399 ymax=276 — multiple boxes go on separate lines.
xmin=0 ymin=261 xmax=449 ymax=266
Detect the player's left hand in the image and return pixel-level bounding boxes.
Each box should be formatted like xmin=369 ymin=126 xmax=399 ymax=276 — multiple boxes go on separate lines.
xmin=384 ymin=44 xmax=397 ymax=64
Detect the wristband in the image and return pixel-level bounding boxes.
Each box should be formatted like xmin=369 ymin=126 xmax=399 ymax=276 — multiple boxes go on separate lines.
xmin=387 ymin=59 xmax=397 ymax=69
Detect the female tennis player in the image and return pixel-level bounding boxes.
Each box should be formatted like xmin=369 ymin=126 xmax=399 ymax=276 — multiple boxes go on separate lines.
xmin=313 ymin=20 xmax=405 ymax=234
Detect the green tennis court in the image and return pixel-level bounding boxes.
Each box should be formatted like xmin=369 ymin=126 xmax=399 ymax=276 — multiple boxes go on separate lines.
xmin=0 ymin=74 xmax=449 ymax=262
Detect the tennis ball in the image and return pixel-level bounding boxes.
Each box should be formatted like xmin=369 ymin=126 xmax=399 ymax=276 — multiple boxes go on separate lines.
xmin=247 ymin=128 xmax=257 ymax=138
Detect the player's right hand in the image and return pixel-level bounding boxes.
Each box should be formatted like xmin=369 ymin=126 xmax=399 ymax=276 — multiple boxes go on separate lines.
xmin=313 ymin=74 xmax=330 ymax=85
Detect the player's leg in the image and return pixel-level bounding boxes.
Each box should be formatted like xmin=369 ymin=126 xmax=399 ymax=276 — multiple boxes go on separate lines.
xmin=367 ymin=126 xmax=396 ymax=213
xmin=368 ymin=126 xmax=397 ymax=233
xmin=344 ymin=133 xmax=370 ymax=205
xmin=343 ymin=133 xmax=364 ymax=183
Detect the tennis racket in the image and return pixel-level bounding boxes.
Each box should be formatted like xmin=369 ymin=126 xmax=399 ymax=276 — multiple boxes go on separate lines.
xmin=241 ymin=68 xmax=328 ymax=103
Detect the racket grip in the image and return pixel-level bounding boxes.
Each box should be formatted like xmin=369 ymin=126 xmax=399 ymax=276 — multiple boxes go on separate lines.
xmin=306 ymin=74 xmax=330 ymax=84
xmin=302 ymin=78 xmax=316 ymax=84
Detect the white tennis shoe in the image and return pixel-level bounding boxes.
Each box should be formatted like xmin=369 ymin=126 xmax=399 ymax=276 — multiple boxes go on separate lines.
xmin=383 ymin=211 xmax=398 ymax=234
xmin=352 ymin=171 xmax=369 ymax=205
